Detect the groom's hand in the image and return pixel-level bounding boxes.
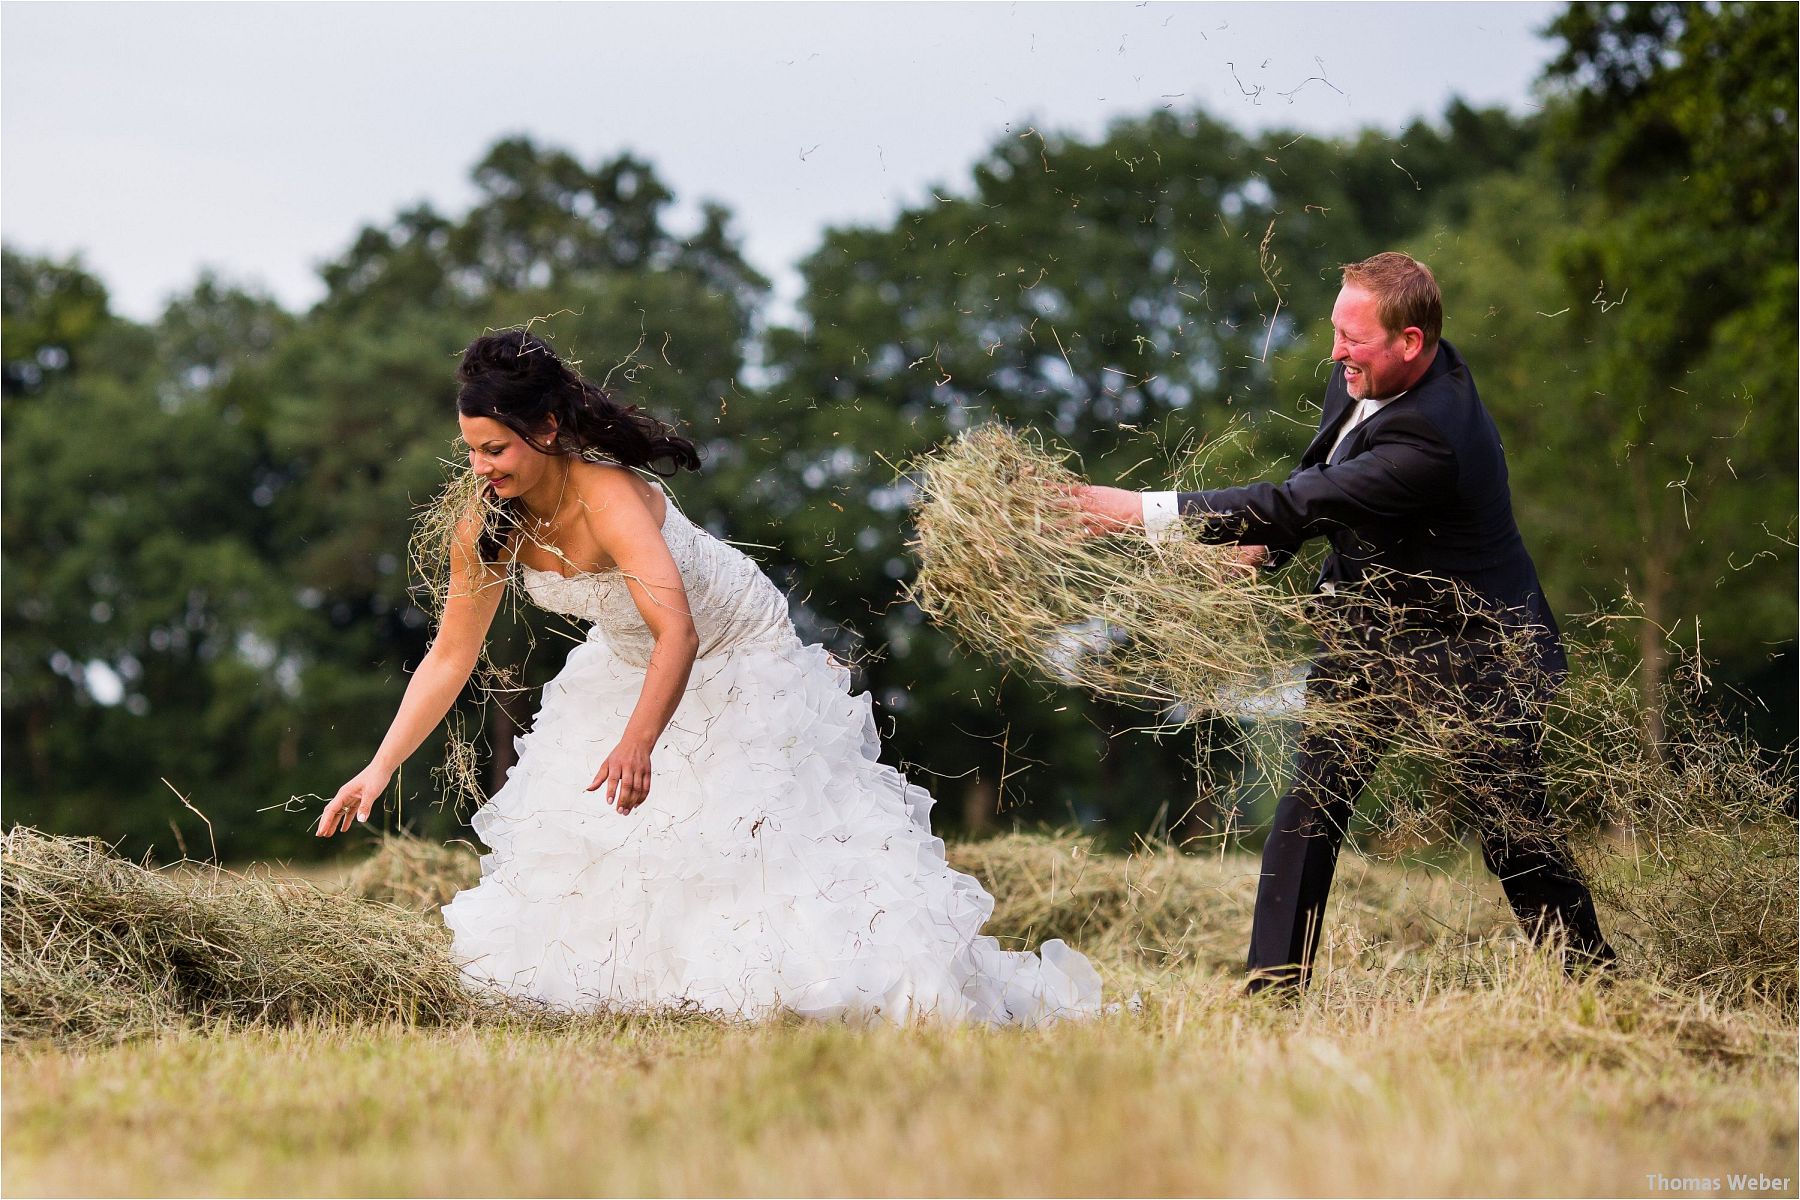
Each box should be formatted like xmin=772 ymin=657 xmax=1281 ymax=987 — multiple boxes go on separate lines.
xmin=1064 ymin=484 xmax=1145 ymax=536
xmin=1230 ymin=545 xmax=1270 ymax=578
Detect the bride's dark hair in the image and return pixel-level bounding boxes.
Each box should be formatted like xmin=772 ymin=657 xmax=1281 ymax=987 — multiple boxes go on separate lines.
xmin=456 ymin=329 xmax=701 ymax=560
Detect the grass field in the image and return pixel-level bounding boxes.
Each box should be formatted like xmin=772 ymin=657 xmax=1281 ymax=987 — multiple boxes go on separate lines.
xmin=4 ymin=835 xmax=1795 ymax=1197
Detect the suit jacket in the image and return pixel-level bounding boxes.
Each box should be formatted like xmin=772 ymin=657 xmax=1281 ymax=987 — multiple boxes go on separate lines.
xmin=1176 ymin=340 xmax=1566 ymax=676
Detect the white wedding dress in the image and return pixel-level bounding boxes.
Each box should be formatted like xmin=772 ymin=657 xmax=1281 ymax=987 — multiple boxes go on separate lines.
xmin=439 ymin=486 xmax=1102 ymax=1026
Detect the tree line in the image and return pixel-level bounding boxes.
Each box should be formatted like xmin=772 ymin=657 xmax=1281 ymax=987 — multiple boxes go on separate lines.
xmin=4 ymin=3 xmax=1792 ymax=860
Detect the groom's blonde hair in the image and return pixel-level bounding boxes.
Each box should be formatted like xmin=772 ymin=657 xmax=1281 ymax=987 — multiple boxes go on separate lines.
xmin=1342 ymin=252 xmax=1442 ymax=350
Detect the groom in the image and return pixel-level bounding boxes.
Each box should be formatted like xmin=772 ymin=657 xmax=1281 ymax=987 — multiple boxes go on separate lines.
xmin=1070 ymin=252 xmax=1615 ymax=992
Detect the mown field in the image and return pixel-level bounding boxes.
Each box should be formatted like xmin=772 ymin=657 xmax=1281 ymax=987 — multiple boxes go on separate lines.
xmin=3 ymin=832 xmax=1795 ymax=1198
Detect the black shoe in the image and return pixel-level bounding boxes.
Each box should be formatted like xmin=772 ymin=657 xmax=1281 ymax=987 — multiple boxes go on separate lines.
xmin=1244 ymin=967 xmax=1306 ymax=1001
xmin=1566 ymin=941 xmax=1619 ymax=983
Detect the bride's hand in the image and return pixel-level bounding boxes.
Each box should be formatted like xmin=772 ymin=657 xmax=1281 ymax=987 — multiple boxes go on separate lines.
xmin=588 ymin=738 xmax=653 ymax=814
xmin=316 ymin=765 xmax=392 ymax=837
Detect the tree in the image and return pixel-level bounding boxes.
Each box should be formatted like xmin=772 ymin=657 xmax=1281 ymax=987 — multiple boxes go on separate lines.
xmin=1533 ymin=1 xmax=1798 ymax=742
xmin=2 ymin=260 xmax=304 ymax=855
xmin=1 ymin=248 xmax=110 ymax=401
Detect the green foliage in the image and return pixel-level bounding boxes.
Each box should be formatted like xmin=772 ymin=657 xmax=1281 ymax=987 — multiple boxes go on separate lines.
xmin=2 ymin=270 xmax=304 ymax=853
xmin=1 ymin=247 xmax=110 ymax=400
xmin=4 ymin=6 xmax=1793 ymax=858
xmin=1449 ymin=1 xmax=1799 ymax=737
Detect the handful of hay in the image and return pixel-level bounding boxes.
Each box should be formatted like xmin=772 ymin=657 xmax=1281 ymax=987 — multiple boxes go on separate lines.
xmin=907 ymin=425 xmax=1315 ymax=722
xmin=904 ymin=425 xmax=1542 ymax=830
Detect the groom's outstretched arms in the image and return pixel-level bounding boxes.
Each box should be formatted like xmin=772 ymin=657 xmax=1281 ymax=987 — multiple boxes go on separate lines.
xmin=1071 ymin=411 xmax=1455 ymax=564
xmin=1066 ymin=484 xmax=1274 ymax=572
xmin=1170 ymin=414 xmax=1453 ymax=548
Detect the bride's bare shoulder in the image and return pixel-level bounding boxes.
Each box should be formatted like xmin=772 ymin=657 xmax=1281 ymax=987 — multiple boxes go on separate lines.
xmin=567 ymin=458 xmax=667 ymax=527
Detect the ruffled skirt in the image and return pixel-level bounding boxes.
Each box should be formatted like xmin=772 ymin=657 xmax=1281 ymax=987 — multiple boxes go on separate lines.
xmin=440 ymin=630 xmax=1102 ymax=1026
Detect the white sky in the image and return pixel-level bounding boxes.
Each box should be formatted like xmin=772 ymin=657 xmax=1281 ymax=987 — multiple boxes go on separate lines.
xmin=3 ymin=1 xmax=1562 ymax=323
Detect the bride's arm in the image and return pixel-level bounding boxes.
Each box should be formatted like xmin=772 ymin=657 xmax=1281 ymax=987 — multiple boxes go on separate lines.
xmin=580 ymin=468 xmax=699 ymax=814
xmin=316 ymin=512 xmax=508 ymax=836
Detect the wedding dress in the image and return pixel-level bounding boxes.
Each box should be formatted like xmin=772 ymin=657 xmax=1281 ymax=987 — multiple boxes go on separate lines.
xmin=439 ymin=485 xmax=1102 ymax=1026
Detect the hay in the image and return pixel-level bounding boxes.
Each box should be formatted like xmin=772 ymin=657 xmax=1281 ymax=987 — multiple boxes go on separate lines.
xmin=10 ymin=820 xmax=1783 ymax=1048
xmin=343 ymin=831 xmax=481 ymax=912
xmin=1539 ymin=632 xmax=1798 ymax=1009
xmin=407 ymin=465 xmax=505 ymax=629
xmin=402 ymin=453 xmax=618 ymax=817
xmin=906 ymin=426 xmax=1560 ymax=833
xmin=904 ymin=425 xmax=1521 ymax=815
xmin=955 ymin=831 xmax=1513 ymax=982
xmin=1 ymin=827 xmax=479 ymax=1044
xmin=907 ymin=424 xmax=1314 ymax=720
xmin=403 ymin=468 xmax=521 ymax=818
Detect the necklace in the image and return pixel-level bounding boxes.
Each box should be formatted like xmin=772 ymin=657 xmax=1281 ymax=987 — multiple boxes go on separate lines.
xmin=518 ymin=461 xmax=574 ymax=530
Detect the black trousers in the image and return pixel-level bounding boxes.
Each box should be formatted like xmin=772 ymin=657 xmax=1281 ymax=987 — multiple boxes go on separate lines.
xmin=1245 ymin=621 xmax=1614 ymax=991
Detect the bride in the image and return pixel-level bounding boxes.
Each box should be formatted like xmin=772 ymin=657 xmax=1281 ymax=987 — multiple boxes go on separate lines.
xmin=315 ymin=329 xmax=1101 ymax=1026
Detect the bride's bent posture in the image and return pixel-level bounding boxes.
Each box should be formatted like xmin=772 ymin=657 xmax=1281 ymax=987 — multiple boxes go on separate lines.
xmin=317 ymin=330 xmax=1101 ymax=1026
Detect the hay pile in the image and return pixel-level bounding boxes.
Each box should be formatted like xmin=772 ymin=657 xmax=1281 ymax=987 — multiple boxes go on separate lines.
xmin=6 ymin=822 xmax=1785 ymax=1046
xmin=347 ymin=779 xmax=1794 ymax=1013
xmin=955 ymin=832 xmax=1512 ymax=980
xmin=1 ymin=827 xmax=480 ymax=1044
xmin=343 ymin=830 xmax=482 ymax=911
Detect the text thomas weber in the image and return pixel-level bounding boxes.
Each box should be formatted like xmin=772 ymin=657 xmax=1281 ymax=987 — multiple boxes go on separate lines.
xmin=1645 ymin=1174 xmax=1794 ymax=1194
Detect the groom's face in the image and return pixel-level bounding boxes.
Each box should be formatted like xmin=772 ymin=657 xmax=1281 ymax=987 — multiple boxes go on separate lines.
xmin=1330 ymin=285 xmax=1419 ymax=400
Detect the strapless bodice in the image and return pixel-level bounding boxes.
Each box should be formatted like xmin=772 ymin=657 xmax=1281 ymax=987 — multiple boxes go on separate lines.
xmin=517 ymin=495 xmax=795 ymax=667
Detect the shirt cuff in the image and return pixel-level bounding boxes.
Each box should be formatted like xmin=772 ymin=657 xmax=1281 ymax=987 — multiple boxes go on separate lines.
xmin=1141 ymin=491 xmax=1181 ymax=546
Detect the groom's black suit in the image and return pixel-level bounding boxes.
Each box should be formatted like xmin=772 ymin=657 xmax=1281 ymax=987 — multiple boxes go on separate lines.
xmin=1173 ymin=340 xmax=1613 ymax=988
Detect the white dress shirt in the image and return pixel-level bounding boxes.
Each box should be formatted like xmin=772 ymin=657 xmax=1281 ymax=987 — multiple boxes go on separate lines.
xmin=1140 ymin=390 xmax=1406 ymax=545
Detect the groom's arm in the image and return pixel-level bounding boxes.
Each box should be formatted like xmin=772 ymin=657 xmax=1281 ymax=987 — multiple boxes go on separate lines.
xmin=1098 ymin=411 xmax=1456 ymax=555
xmin=1139 ymin=491 xmax=1300 ymax=569
xmin=1170 ymin=412 xmax=1456 ymax=547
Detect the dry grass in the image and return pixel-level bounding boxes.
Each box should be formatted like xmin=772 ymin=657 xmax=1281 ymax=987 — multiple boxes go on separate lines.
xmin=4 ymin=959 xmax=1793 ymax=1197
xmin=340 ymin=830 xmax=483 ymax=912
xmin=337 ymin=828 xmax=1521 ymax=994
xmin=4 ymin=828 xmax=1793 ymax=1195
xmin=908 ymin=424 xmax=1312 ymax=721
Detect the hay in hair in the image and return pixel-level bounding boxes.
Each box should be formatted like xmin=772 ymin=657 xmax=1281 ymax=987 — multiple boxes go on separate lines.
xmin=403 ymin=457 xmax=585 ymax=816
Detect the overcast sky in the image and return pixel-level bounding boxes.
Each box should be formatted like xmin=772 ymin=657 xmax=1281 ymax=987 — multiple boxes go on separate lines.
xmin=3 ymin=1 xmax=1562 ymax=322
